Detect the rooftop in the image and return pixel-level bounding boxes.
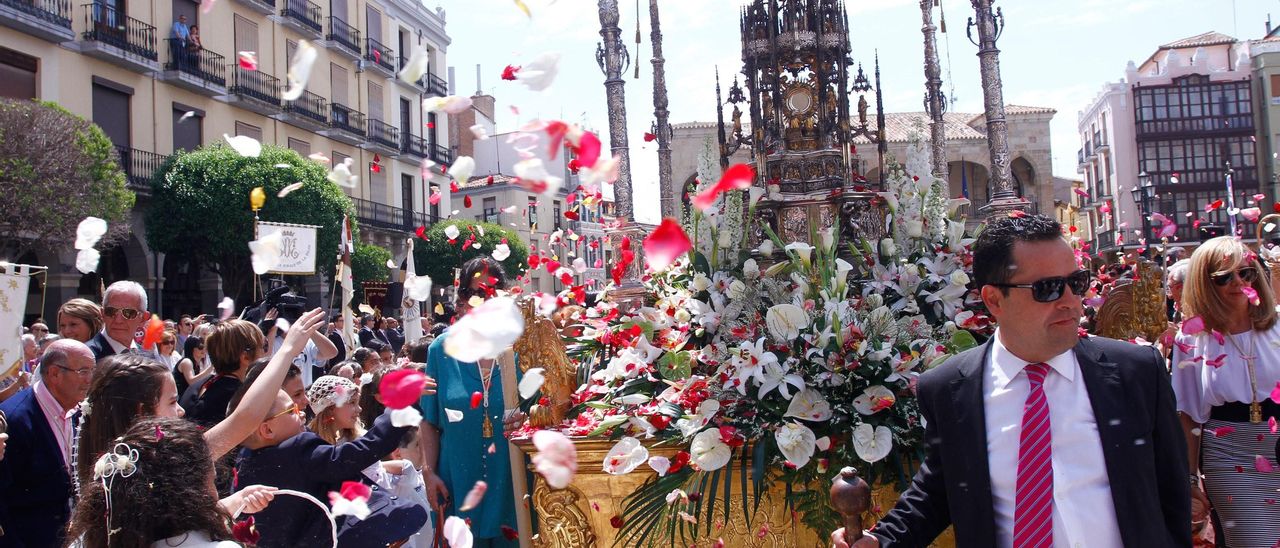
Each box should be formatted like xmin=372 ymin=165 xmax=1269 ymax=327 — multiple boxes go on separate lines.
xmin=1159 ymin=31 xmax=1237 ymax=50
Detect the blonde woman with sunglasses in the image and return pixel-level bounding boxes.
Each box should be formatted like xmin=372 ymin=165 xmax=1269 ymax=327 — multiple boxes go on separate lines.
xmin=1172 ymin=236 xmax=1280 ymax=546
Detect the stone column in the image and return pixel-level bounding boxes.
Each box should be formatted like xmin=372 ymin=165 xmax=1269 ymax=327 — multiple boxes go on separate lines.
xmin=921 ymin=0 xmax=948 ymax=179
xmin=649 ymin=0 xmax=675 ymax=219
xmin=968 ymin=0 xmax=1027 ymax=217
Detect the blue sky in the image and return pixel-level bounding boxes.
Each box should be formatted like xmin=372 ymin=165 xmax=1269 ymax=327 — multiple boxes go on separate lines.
xmin=434 ymin=0 xmax=1276 ymax=223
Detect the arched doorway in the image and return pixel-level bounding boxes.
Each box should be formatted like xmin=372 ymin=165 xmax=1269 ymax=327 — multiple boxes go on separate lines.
xmin=1011 ymin=157 xmax=1036 ymax=201
xmin=162 ymin=254 xmax=205 ymax=319
xmin=947 ymin=161 xmax=990 ymax=205
xmin=77 ymin=234 xmax=145 ymax=300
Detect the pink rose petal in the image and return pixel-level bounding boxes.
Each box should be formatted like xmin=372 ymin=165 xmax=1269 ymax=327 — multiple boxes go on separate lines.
xmin=1182 ymin=316 xmax=1205 ymax=335
xmin=643 ymin=218 xmax=692 ymax=272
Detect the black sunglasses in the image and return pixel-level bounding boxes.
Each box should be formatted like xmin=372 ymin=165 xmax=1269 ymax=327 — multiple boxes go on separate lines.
xmin=1212 ymin=267 xmax=1259 ymax=286
xmin=991 ymin=270 xmax=1092 ymax=303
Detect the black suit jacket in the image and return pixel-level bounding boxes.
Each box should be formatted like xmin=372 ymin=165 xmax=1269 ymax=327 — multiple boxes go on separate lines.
xmin=0 ymin=389 xmax=73 ymax=548
xmin=85 ymin=332 xmax=116 ymax=362
xmin=872 ymin=336 xmax=1191 ymax=547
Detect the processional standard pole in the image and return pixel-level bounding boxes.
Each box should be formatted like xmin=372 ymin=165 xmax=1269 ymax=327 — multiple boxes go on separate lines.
xmin=968 ymin=0 xmax=1027 ymax=216
xmin=921 ymin=0 xmax=948 ymax=179
xmin=650 ymin=0 xmax=676 ymax=219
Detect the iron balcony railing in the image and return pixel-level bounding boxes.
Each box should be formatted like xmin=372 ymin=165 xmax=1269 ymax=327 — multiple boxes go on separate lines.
xmin=329 ymin=103 xmax=365 ymax=135
xmin=82 ymin=2 xmax=156 ymax=60
xmin=229 ymin=66 xmax=280 ymax=105
xmin=1077 ymin=148 xmax=1085 ymax=166
xmin=367 ymin=119 xmax=399 ymax=149
xmin=352 ymin=197 xmax=439 ymax=233
xmin=2 ymin=0 xmax=72 ymax=28
xmin=1095 ymin=229 xmax=1116 ymax=251
xmin=280 ymin=0 xmax=321 ymax=33
xmin=326 ymin=16 xmax=359 ymax=54
xmin=400 ymin=133 xmax=428 ymax=158
xmin=283 ymin=89 xmax=327 ymax=124
xmin=429 ymin=143 xmax=452 ymax=165
xmin=425 ymin=72 xmax=446 ymax=96
xmin=114 ymin=145 xmax=167 ymax=192
xmin=364 ymin=36 xmax=395 ymax=72
xmin=163 ymin=39 xmax=226 ymax=86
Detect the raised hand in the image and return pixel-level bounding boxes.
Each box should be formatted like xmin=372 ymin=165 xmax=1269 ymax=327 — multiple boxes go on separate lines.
xmin=281 ymin=308 xmax=326 ymax=356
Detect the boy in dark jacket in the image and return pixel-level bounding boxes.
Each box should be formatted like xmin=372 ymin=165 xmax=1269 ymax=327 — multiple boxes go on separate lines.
xmin=233 ymin=390 xmax=426 ymax=547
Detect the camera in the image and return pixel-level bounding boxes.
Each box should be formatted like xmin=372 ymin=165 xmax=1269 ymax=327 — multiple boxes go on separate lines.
xmin=242 ymin=285 xmax=309 ymax=329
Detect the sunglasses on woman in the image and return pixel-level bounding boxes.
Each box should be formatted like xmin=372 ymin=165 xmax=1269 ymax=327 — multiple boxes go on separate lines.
xmin=991 ymin=269 xmax=1092 ymax=303
xmin=103 ymin=306 xmax=141 ymax=320
xmin=1212 ymin=267 xmax=1258 ymax=286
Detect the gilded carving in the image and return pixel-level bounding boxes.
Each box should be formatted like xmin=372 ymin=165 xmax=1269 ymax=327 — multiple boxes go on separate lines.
xmin=1095 ymin=259 xmax=1166 ymax=342
xmin=529 ymin=475 xmax=597 ymax=548
xmin=781 ymin=206 xmax=810 ymax=242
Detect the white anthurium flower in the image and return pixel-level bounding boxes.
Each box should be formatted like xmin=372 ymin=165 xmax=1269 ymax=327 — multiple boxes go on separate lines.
xmin=784 ymin=242 xmax=814 ymax=267
xmin=852 ymin=385 xmax=898 ymax=415
xmin=876 ymin=191 xmax=899 ymax=213
xmin=852 ymin=423 xmax=893 ymax=463
xmin=603 ymin=437 xmax=649 ymax=475
xmin=775 ymin=422 xmax=817 ymax=468
xmin=766 ymin=303 xmax=808 ymax=341
xmin=784 ymin=388 xmax=833 ymax=422
xmin=758 ymin=359 xmax=805 ymax=400
xmin=690 ymin=429 xmax=732 ymax=471
xmin=628 ymin=416 xmax=657 ymax=438
xmin=743 ymin=258 xmax=760 ymax=279
xmin=648 ymin=456 xmax=671 ymax=477
xmin=729 ymin=338 xmax=778 ymax=395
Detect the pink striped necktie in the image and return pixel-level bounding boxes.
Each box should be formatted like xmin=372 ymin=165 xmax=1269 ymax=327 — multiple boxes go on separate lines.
xmin=1014 ymin=362 xmax=1054 ymax=548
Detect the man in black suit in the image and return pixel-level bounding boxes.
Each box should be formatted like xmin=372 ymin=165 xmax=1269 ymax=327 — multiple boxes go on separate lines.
xmin=835 ymin=214 xmax=1190 ymax=547
xmin=85 ymin=280 xmax=151 ymax=361
xmin=0 ymin=339 xmax=95 ymax=547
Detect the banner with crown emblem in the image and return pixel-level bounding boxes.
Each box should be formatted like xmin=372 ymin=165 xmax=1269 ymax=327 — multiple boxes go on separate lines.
xmin=0 ymin=264 xmax=32 ymax=378
xmin=256 ymin=221 xmax=319 ymax=275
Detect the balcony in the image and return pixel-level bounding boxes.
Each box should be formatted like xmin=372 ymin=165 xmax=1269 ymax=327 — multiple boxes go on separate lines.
xmin=277 ymin=0 xmax=321 ymax=39
xmin=231 ymin=0 xmax=272 ymax=16
xmin=276 ymin=88 xmax=327 ymax=131
xmin=1093 ymin=131 xmax=1107 ymax=152
xmin=114 ymin=145 xmax=168 ymax=196
xmin=320 ymin=103 xmax=364 ymax=145
xmin=352 ymin=196 xmax=439 ymax=234
xmin=430 ymin=143 xmax=452 ymax=165
xmin=1136 ymin=115 xmax=1254 ymax=139
xmin=326 ymin=16 xmax=360 ymax=61
xmin=1094 ymin=229 xmax=1116 ymax=252
xmin=226 ymin=66 xmax=280 ymax=115
xmin=0 ymin=0 xmax=74 ymax=43
xmin=158 ymin=39 xmax=227 ymax=96
xmin=363 ymin=36 xmax=395 ymax=77
xmin=363 ymin=119 xmax=400 ymax=156
xmin=424 ymin=72 xmax=447 ymax=96
xmin=79 ymin=3 xmax=158 ymax=73
xmin=1077 ymin=148 xmax=1085 ymax=167
xmin=400 ymin=133 xmax=428 ymax=159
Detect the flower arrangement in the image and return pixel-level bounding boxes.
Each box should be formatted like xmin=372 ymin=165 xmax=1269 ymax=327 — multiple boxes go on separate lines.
xmin=518 ymin=144 xmax=989 ymax=544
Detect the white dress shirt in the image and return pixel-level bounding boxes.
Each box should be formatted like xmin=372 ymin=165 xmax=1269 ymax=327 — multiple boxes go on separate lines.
xmin=100 ymin=330 xmax=138 ymax=354
xmin=985 ymin=331 xmax=1123 ymax=548
xmin=1170 ymin=322 xmax=1280 ymax=423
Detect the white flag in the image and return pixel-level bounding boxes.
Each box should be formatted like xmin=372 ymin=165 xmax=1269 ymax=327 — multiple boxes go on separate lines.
xmin=0 ymin=264 xmax=32 ymax=378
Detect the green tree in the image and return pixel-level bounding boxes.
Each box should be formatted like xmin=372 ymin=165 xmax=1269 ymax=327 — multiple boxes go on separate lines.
xmin=413 ymin=220 xmax=528 ymax=287
xmin=146 ymin=144 xmax=354 ymax=304
xmin=350 ymin=241 xmax=391 ymax=305
xmin=0 ymin=99 xmax=134 ymax=259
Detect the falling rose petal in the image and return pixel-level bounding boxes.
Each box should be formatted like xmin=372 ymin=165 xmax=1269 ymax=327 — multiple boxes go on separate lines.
xmin=385 ymin=259 xmax=398 ymax=269
xmin=281 ymin=40 xmax=318 ymax=101
xmin=1205 ymin=199 xmax=1224 ymax=213
xmin=514 ymin=52 xmax=560 ymax=91
xmin=442 ymin=516 xmax=473 ymax=548
xmin=1212 ymin=426 xmax=1236 ymax=437
xmin=445 ymin=297 xmax=525 ymax=362
xmin=424 ymin=95 xmax=473 ymax=115
xmin=464 ymin=195 xmax=473 ymax=208
xmin=575 ymin=131 xmax=602 ymax=169
xmin=459 ymin=481 xmax=488 ymax=512
xmin=308 ymin=152 xmax=330 ymax=164
xmin=518 ymin=367 xmax=545 ymax=399
xmin=501 ymin=205 xmax=518 ymax=214
xmin=73 ymin=250 xmax=98 ymax=277
xmin=1205 ymin=354 xmax=1228 ymax=368
xmin=1270 ymin=380 xmax=1280 ymax=404
xmin=1256 ymin=454 xmax=1275 ymax=473
xmin=74 ymin=216 xmax=108 ymax=250
xmin=1243 ymin=286 xmax=1261 ymax=306
xmin=236 ymin=51 xmax=257 ymax=71
xmin=141 ymin=316 xmax=165 ymax=350
xmin=514 ymin=158 xmax=564 ymax=196
xmin=224 ymin=133 xmax=262 ymax=157
xmin=1182 ymin=316 xmax=1205 ymax=335
xmin=446 ymin=408 xmax=464 ymax=422
xmin=380 ymin=369 xmax=430 ymax=409
xmin=449 ymin=156 xmax=476 ymax=183
xmin=248 ymin=232 xmax=283 ymax=275
xmin=1270 ymin=416 xmax=1278 ymax=434
xmin=405 ymin=273 xmax=432 ymax=301
xmin=692 ymin=163 xmax=755 ymax=211
xmin=469 ymin=124 xmax=490 ymax=140
xmin=648 ymin=456 xmax=671 ymax=477
xmin=397 ymin=45 xmax=430 ymax=85
xmin=217 ymin=297 xmax=235 ymax=320
xmin=531 ymin=430 xmax=578 ymax=489
xmin=390 ymin=406 xmax=422 ymax=427
xmin=643 ymin=218 xmax=692 ymax=272
xmin=359 ymin=372 xmax=373 ymax=386
xmin=492 ymin=243 xmax=511 ymax=261
xmin=277 ymin=182 xmax=305 ymax=198
xmin=469 ymin=391 xmax=483 ymax=409
xmin=178 ymin=110 xmax=197 ymax=123
xmin=572 ymin=258 xmax=587 ymax=273
xmin=444 ymin=224 xmax=461 ymax=240
xmin=198 ymin=0 xmax=216 ymax=13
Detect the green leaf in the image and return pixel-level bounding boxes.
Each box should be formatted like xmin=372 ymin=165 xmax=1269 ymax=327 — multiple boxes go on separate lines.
xmin=587 ymin=415 xmax=629 ymax=436
xmin=950 ymin=329 xmax=979 ymax=351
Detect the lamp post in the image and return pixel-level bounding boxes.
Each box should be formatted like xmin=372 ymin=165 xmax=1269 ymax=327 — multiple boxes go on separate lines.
xmin=968 ymin=0 xmax=1025 ymax=217
xmin=596 ymin=0 xmax=634 ymax=221
xmin=648 ymin=0 xmax=675 ymax=219
xmin=1130 ymin=171 xmax=1154 ymax=254
xmin=920 ymin=0 xmax=947 ymax=179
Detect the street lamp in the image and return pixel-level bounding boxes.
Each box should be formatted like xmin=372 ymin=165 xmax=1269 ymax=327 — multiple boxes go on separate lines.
xmin=1130 ymin=171 xmax=1155 ymax=253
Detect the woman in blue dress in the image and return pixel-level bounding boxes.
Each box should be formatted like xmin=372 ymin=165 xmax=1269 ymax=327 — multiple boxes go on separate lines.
xmin=419 ymin=257 xmax=524 ymax=547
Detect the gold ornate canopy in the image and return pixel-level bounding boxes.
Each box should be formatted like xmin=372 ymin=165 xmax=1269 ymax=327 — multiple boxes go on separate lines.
xmin=1094 ymin=259 xmax=1167 ymax=343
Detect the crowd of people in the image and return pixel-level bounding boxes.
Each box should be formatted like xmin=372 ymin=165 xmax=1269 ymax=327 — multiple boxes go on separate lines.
xmin=2 ymin=215 xmax=1280 ymax=547
xmin=0 ymin=257 xmax=524 ymax=547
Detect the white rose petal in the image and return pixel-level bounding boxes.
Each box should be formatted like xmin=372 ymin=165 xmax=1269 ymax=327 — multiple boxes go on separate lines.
xmin=602 ymin=436 xmax=649 ymax=475
xmin=514 ymin=52 xmax=560 ymax=91
xmin=531 ymin=430 xmax=577 ymax=489
xmin=444 ymin=297 xmax=525 ymax=362
xmin=223 ymin=133 xmax=262 ymax=157
xmin=281 ymin=40 xmax=318 ymax=101
xmin=405 ymin=273 xmax=433 ymax=302
xmin=518 ymin=367 xmax=546 ymax=399
xmin=75 ymin=248 xmax=101 ymax=274
xmin=448 ymin=156 xmax=476 ymax=184
xmin=390 ymin=406 xmax=422 ymax=427
xmin=492 ymin=243 xmax=511 ymax=261
xmin=74 ymin=217 xmax=108 ymax=250
xmin=248 ymin=232 xmax=284 ymax=275
xmin=442 ymin=516 xmax=473 ymax=548
xmin=444 ymin=224 xmax=461 ymax=240
xmin=445 ymin=408 xmax=465 ymax=422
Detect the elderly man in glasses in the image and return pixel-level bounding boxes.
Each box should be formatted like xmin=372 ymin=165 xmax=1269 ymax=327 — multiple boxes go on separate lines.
xmin=86 ymin=280 xmax=152 ymax=361
xmin=833 ymin=213 xmax=1190 ymax=548
xmin=0 ymin=339 xmax=95 ymax=547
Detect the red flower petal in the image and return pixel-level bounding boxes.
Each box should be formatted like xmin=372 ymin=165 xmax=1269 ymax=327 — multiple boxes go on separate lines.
xmin=142 ymin=316 xmax=165 ymax=350
xmin=429 ymin=192 xmax=442 ymax=206
xmin=610 ymin=515 xmax=625 ymax=529
xmin=564 ymin=210 xmax=579 ymax=221
xmin=643 ymin=132 xmax=657 ymax=142
xmin=500 ymin=525 xmax=519 ymax=540
xmin=545 ymin=121 xmax=569 ymax=159
xmin=340 ymin=481 xmax=372 ymax=502
xmin=544 ymin=259 xmax=561 ymax=273
xmin=529 ymin=255 xmax=541 ymax=269
xmin=576 ymin=131 xmax=602 ymax=169
xmin=560 ymin=272 xmax=573 ymax=285
xmin=464 ymin=195 xmax=473 ymax=208
xmin=379 ymin=369 xmax=429 ymax=410
xmin=643 ymin=218 xmax=692 ymax=272
xmin=567 ymin=158 xmax=582 ymax=174
xmin=415 ymin=226 xmax=427 ymax=240
xmin=691 ymin=163 xmax=755 ymax=211
xmin=470 ymin=391 xmax=483 ymax=409
xmin=450 ymin=180 xmax=460 ymax=193
xmin=501 ymin=65 xmax=520 ymax=81
xmin=232 ymin=517 xmax=260 ymax=545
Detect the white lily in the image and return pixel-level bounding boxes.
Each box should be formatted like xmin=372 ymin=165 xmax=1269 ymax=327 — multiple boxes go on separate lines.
xmin=758 ymin=359 xmax=805 ymax=400
xmin=784 ymin=242 xmax=814 ymax=268
xmin=728 ymin=338 xmax=777 ymax=395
